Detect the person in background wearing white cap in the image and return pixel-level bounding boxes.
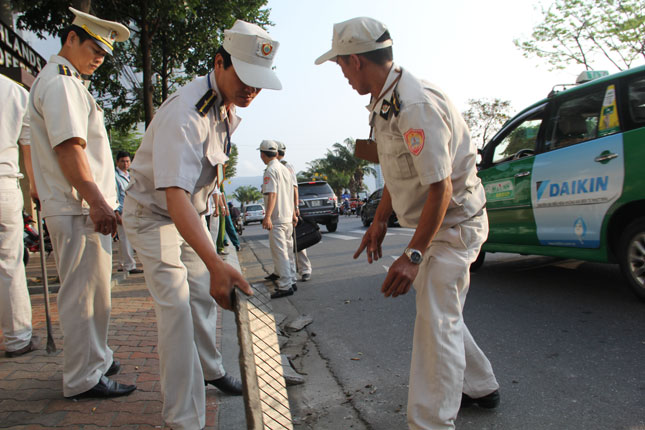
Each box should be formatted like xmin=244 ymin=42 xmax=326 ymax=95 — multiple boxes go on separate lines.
xmin=277 ymin=141 xmax=313 ymax=281
xmin=123 ymin=19 xmax=279 ymax=429
xmin=259 ymin=140 xmax=298 ymax=298
xmin=28 ymin=7 xmax=135 ymax=399
xmin=0 ymin=74 xmax=38 ymax=358
xmin=316 ymin=17 xmax=499 ymax=430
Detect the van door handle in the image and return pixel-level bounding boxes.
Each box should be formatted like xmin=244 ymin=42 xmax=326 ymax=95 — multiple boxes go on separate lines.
xmin=594 ymin=152 xmax=618 ymax=163
xmin=515 ymin=171 xmax=530 ymax=178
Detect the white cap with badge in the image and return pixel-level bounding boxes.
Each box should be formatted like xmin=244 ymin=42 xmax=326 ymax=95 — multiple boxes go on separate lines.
xmin=315 ymin=17 xmax=392 ymax=65
xmin=69 ymin=7 xmax=130 ymax=55
xmin=257 ymin=140 xmax=279 ymax=152
xmin=223 ymin=20 xmax=282 ymax=90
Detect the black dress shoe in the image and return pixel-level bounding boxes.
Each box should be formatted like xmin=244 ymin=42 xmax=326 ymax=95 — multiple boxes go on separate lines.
xmin=105 ymin=360 xmax=121 ymax=377
xmin=461 ymin=390 xmax=500 ymax=409
xmin=292 ymin=283 xmax=298 ymax=292
xmin=271 ymin=287 xmax=294 ymax=299
xmin=66 ymin=376 xmax=136 ymax=400
xmin=128 ymin=268 xmax=143 ymax=274
xmin=5 ymin=336 xmax=39 ymax=358
xmin=205 ymin=374 xmax=243 ymax=396
xmin=265 ymin=273 xmax=279 ymax=281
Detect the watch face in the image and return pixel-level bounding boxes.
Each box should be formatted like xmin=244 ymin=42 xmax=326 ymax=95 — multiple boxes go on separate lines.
xmin=410 ymin=251 xmax=422 ymax=264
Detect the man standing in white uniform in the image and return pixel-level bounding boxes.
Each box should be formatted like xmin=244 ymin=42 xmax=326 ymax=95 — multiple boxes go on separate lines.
xmin=277 ymin=141 xmax=312 ymax=281
xmin=0 ymin=74 xmax=38 ymax=358
xmin=260 ymin=140 xmax=297 ymax=298
xmin=114 ymin=151 xmax=142 ymax=274
xmin=316 ymin=17 xmax=500 ymax=430
xmin=29 ymin=8 xmax=135 ymax=399
xmin=123 ymin=20 xmax=278 ymax=430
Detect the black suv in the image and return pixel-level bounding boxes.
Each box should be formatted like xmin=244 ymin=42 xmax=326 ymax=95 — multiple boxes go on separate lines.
xmin=298 ymin=181 xmax=339 ymax=232
xmin=360 ymin=188 xmax=398 ymax=227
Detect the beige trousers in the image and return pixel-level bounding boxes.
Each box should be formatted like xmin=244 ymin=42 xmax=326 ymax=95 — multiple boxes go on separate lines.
xmin=0 ymin=179 xmax=32 ymax=351
xmin=123 ymin=197 xmax=224 ymax=430
xmin=407 ymin=211 xmax=498 ymax=430
xmin=116 ymin=223 xmax=137 ymax=271
xmin=269 ymin=222 xmax=296 ymax=289
xmin=46 ymin=214 xmax=114 ymax=397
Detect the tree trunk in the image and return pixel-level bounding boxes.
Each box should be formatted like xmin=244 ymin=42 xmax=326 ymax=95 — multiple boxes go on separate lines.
xmin=72 ymin=0 xmax=91 ymax=13
xmin=140 ymin=3 xmax=154 ymax=127
xmin=161 ymin=32 xmax=169 ymax=101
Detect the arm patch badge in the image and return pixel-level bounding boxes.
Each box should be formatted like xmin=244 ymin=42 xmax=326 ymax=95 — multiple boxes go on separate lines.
xmin=403 ymin=129 xmax=425 ymax=156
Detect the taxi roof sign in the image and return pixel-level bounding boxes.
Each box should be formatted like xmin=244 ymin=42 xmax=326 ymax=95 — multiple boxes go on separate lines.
xmin=576 ymin=70 xmax=609 ymax=84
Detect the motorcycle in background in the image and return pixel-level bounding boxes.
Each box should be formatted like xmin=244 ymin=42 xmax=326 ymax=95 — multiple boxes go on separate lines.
xmin=23 ymin=211 xmax=52 ymax=265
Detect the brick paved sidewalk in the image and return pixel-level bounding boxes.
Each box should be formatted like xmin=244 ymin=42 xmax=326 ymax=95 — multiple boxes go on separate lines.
xmin=0 ymin=246 xmax=225 ymax=430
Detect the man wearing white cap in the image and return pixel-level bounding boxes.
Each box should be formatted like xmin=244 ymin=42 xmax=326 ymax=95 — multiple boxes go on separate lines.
xmin=316 ymin=17 xmax=499 ymax=430
xmin=123 ymin=20 xmax=279 ymax=430
xmin=29 ymin=7 xmax=135 ymax=399
xmin=259 ymin=140 xmax=298 ymax=298
xmin=277 ymin=141 xmax=313 ymax=281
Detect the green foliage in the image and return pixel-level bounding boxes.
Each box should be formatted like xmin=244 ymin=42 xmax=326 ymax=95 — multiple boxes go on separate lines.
xmin=462 ymin=98 xmax=513 ymax=148
xmin=225 ymin=143 xmax=238 ymax=180
xmin=11 ymin=0 xmax=272 ymax=131
xmin=299 ymin=138 xmax=376 ymax=197
xmin=109 ymin=128 xmax=142 ymax=161
xmin=232 ymin=185 xmax=262 ymax=205
xmin=514 ymin=0 xmax=645 ymax=71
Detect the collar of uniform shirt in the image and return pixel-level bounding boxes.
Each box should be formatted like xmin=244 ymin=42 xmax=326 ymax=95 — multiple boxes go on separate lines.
xmin=366 ymin=63 xmax=402 ymax=113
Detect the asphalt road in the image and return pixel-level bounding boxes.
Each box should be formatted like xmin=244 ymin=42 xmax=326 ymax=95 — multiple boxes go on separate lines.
xmin=241 ymin=215 xmax=645 ymax=430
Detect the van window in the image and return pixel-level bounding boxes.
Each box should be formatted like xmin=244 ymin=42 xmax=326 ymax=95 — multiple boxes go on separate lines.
xmin=547 ymin=88 xmax=606 ymax=150
xmin=627 ymin=77 xmax=645 ymax=124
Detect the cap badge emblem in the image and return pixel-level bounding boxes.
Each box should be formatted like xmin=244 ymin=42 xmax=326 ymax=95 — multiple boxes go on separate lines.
xmin=261 ymin=42 xmax=273 ymax=56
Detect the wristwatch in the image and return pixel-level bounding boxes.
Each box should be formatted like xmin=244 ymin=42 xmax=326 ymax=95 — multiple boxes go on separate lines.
xmin=404 ymin=247 xmax=423 ymax=265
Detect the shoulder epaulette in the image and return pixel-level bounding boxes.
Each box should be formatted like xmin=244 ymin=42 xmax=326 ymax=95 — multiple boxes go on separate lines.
xmin=195 ymin=89 xmax=217 ymax=117
xmin=391 ymin=90 xmax=401 ymax=117
xmin=58 ymin=64 xmax=81 ymax=79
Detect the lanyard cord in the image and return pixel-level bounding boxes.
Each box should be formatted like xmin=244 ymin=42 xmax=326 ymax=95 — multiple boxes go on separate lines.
xmin=208 ymin=73 xmax=232 ymax=156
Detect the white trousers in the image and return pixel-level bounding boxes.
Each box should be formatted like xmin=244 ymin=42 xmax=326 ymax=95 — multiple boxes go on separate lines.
xmin=0 ymin=179 xmax=32 ymax=351
xmin=209 ymin=214 xmax=220 ymax=249
xmin=116 ymin=223 xmax=137 ymax=271
xmin=269 ymin=222 xmax=296 ymax=289
xmin=46 ymin=214 xmax=114 ymax=397
xmin=123 ymin=197 xmax=224 ymax=430
xmin=407 ymin=212 xmax=498 ymax=430
xmin=297 ymin=249 xmax=312 ymax=276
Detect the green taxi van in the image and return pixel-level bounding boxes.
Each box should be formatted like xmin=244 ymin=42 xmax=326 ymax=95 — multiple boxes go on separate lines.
xmin=475 ymin=66 xmax=645 ymax=300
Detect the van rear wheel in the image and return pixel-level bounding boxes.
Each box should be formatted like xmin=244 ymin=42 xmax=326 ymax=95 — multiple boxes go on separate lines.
xmin=618 ymin=218 xmax=645 ymax=301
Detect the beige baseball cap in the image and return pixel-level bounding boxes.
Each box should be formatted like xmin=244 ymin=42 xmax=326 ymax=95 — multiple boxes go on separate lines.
xmin=223 ymin=20 xmax=282 ymax=90
xmin=315 ymin=17 xmax=392 ymax=65
xmin=69 ymin=7 xmax=130 ymax=55
xmin=258 ymin=140 xmax=279 ymax=152
xmin=276 ymin=141 xmax=286 ymax=152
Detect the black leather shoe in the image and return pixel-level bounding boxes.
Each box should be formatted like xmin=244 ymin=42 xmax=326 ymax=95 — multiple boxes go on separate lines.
xmin=128 ymin=268 xmax=143 ymax=274
xmin=205 ymin=374 xmax=243 ymax=396
xmin=265 ymin=273 xmax=279 ymax=281
xmin=5 ymin=336 xmax=39 ymax=358
xmin=461 ymin=390 xmax=500 ymax=409
xmin=105 ymin=360 xmax=121 ymax=377
xmin=271 ymin=287 xmax=294 ymax=299
xmin=292 ymin=283 xmax=298 ymax=292
xmin=66 ymin=376 xmax=136 ymax=399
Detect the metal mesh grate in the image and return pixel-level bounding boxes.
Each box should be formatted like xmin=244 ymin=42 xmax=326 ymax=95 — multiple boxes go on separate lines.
xmin=234 ymin=284 xmax=293 ymax=429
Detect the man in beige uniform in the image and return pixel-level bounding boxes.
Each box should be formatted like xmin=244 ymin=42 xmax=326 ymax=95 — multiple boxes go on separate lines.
xmin=277 ymin=141 xmax=312 ymax=281
xmin=260 ymin=140 xmax=297 ymax=298
xmin=29 ymin=8 xmax=135 ymax=399
xmin=0 ymin=74 xmax=37 ymax=357
xmin=123 ymin=21 xmax=278 ymax=430
xmin=316 ymin=17 xmax=499 ymax=430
